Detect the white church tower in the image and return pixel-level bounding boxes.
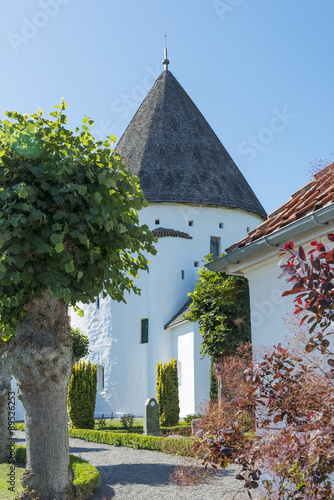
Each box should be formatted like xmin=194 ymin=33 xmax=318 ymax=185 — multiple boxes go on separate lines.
xmin=70 ymin=54 xmax=266 ymax=418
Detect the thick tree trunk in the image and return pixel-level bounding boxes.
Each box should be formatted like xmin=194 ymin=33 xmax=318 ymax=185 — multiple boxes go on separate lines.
xmin=0 ymin=340 xmax=12 ymax=462
xmin=5 ymin=290 xmax=79 ymax=500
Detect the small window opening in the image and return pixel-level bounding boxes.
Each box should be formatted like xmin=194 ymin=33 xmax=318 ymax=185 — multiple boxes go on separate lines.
xmin=141 ymin=318 xmax=149 ymax=344
xmin=210 ymin=236 xmax=221 ymax=259
xmin=188 ymin=220 xmax=194 ymax=226
xmin=97 ymin=365 xmax=105 ymax=391
xmin=96 ymin=296 xmax=100 ymax=309
xmin=194 ymin=261 xmax=199 ymax=267
xmin=181 ymin=270 xmax=185 ymax=279
xmin=219 ymin=222 xmax=224 ymax=229
xmin=155 ymin=219 xmax=160 ymax=225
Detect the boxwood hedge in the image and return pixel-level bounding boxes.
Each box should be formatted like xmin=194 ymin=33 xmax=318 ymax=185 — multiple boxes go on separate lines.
xmin=14 ymin=445 xmax=99 ymax=499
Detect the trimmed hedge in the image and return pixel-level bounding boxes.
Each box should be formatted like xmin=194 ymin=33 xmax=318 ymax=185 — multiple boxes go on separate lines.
xmin=70 ymin=455 xmax=100 ymax=498
xmin=14 ymin=445 xmax=99 ymax=499
xmin=15 ymin=424 xmax=196 ymax=456
xmin=161 ymin=425 xmax=192 ymax=436
xmin=69 ymin=428 xmax=197 ymax=456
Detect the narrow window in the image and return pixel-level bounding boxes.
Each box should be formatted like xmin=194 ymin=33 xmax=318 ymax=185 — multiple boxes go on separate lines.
xmin=181 ymin=270 xmax=185 ymax=279
xmin=155 ymin=219 xmax=160 ymax=225
xmin=141 ymin=318 xmax=149 ymax=344
xmin=96 ymin=296 xmax=100 ymax=309
xmin=210 ymin=236 xmax=221 ymax=259
xmin=97 ymin=365 xmax=105 ymax=391
xmin=219 ymin=222 xmax=224 ymax=229
xmin=194 ymin=261 xmax=199 ymax=267
xmin=188 ymin=220 xmax=194 ymax=226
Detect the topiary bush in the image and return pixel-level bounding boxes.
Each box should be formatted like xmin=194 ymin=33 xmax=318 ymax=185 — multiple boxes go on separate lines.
xmin=156 ymin=358 xmax=180 ymax=427
xmin=67 ymin=359 xmax=97 ymax=429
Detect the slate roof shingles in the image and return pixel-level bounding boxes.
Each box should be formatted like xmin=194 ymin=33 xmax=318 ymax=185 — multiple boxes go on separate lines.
xmin=116 ymin=70 xmax=266 ymax=219
xmin=151 ymin=227 xmax=192 ymax=239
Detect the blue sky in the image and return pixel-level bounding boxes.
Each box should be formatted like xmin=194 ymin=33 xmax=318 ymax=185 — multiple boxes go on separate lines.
xmin=1 ymin=0 xmax=333 ymax=215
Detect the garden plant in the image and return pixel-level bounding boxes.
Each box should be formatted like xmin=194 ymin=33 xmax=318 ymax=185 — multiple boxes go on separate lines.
xmin=186 ymin=255 xmax=251 ymax=403
xmin=0 ymin=102 xmax=156 ymax=499
xmin=175 ymin=235 xmax=334 ymax=499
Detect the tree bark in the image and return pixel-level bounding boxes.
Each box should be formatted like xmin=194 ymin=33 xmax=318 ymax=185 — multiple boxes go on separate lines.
xmin=5 ymin=290 xmax=79 ymax=500
xmin=0 ymin=340 xmax=12 ymax=462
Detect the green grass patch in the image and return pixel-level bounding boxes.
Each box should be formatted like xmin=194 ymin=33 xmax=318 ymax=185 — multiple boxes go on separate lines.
xmin=0 ymin=445 xmax=99 ymax=500
xmin=94 ymin=418 xmax=143 ymax=432
xmin=0 ymin=463 xmax=24 ymax=499
xmin=93 ymin=419 xmax=191 ymax=436
xmin=69 ymin=428 xmax=197 ymax=456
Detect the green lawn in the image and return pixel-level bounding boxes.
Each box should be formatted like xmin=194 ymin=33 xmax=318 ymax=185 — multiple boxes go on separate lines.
xmin=94 ymin=418 xmax=143 ymax=433
xmin=0 ymin=463 xmax=24 ymax=499
xmin=93 ymin=418 xmax=191 ymax=436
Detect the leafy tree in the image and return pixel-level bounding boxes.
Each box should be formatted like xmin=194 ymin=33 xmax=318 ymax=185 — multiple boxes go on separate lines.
xmin=186 ymin=255 xmax=251 ymax=401
xmin=67 ymin=360 xmax=97 ymax=429
xmin=71 ymin=326 xmax=90 ymax=362
xmin=0 ymin=102 xmax=156 ymax=499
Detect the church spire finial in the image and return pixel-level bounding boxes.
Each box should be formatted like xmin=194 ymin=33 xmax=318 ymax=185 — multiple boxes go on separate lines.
xmin=162 ymin=34 xmax=169 ymax=71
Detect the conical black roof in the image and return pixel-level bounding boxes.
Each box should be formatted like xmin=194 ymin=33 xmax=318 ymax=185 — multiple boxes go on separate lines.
xmin=116 ymin=70 xmax=266 ymax=218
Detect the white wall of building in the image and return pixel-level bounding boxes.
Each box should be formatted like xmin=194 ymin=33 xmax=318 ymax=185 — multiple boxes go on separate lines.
xmin=67 ymin=202 xmax=264 ymax=419
xmin=229 ymin=223 xmax=334 ymax=350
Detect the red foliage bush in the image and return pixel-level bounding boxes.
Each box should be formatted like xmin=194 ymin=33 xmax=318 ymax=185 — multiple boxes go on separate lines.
xmin=173 ymin=235 xmax=334 ymax=499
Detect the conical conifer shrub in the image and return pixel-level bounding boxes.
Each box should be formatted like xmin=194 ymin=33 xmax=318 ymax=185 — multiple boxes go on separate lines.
xmin=67 ymin=359 xmax=97 ymax=429
xmin=156 ymin=358 xmax=180 ymax=426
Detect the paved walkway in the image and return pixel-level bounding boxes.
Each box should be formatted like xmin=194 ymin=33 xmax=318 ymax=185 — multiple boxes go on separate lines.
xmin=14 ymin=431 xmax=257 ymax=500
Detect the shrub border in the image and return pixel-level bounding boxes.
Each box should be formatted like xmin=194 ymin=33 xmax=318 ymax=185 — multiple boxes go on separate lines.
xmin=15 ymin=423 xmax=196 ymax=456
xmin=68 ymin=428 xmax=197 ymax=456
xmin=14 ymin=445 xmax=99 ymax=499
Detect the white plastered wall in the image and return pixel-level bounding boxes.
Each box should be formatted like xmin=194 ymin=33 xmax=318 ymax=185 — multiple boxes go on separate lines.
xmin=230 ymin=223 xmax=334 ymax=350
xmin=67 ymin=202 xmax=263 ymax=418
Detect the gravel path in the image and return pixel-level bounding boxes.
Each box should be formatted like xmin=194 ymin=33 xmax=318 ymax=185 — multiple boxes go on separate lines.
xmin=14 ymin=431 xmax=257 ymax=500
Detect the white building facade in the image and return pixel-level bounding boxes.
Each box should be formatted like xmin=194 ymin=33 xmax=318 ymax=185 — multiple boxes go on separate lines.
xmin=14 ymin=59 xmax=266 ymax=421
xmin=70 ymin=61 xmax=266 ymax=419
xmin=207 ymin=163 xmax=334 ymax=351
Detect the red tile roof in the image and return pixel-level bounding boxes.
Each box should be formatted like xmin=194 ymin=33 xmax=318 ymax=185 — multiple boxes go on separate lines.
xmin=151 ymin=227 xmax=192 ymax=239
xmin=226 ymin=163 xmax=334 ymax=254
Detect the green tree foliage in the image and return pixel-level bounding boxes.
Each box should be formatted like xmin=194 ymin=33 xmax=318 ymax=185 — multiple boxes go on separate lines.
xmin=156 ymin=358 xmax=180 ymax=426
xmin=0 ymin=101 xmax=157 ymax=339
xmin=67 ymin=360 xmax=97 ymax=429
xmin=71 ymin=326 xmax=90 ymax=362
xmin=186 ymin=255 xmax=251 ymax=358
xmin=0 ymin=102 xmax=157 ymax=498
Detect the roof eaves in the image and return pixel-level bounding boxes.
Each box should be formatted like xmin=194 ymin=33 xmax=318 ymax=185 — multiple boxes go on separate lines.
xmin=206 ymin=203 xmax=334 ymax=273
xmin=164 ymin=298 xmax=192 ymax=330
